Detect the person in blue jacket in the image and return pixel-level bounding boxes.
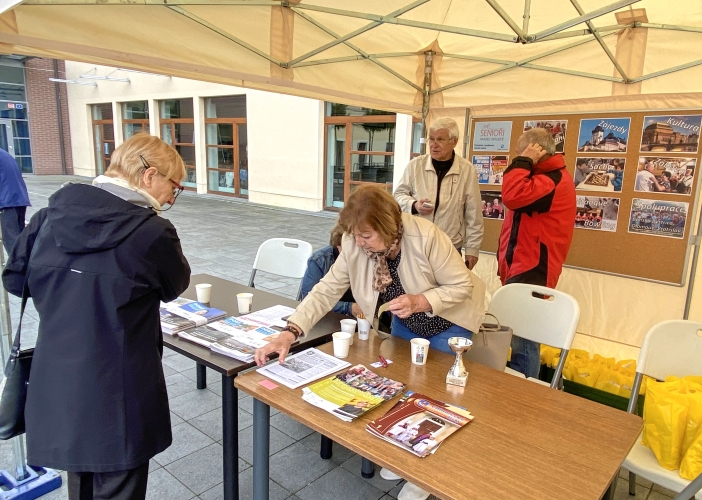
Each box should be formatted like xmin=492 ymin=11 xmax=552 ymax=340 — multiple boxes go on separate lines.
xmin=300 ymin=223 xmax=360 ymax=317
xmin=0 ymin=147 xmax=30 ymax=253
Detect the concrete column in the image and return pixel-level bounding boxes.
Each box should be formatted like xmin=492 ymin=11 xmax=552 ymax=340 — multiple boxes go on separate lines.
xmin=193 ymin=96 xmax=208 ymax=194
xmin=112 ymin=101 xmax=123 ymax=148
xmin=393 ymin=113 xmax=413 ymax=190
xmin=148 ymin=98 xmax=159 ymax=137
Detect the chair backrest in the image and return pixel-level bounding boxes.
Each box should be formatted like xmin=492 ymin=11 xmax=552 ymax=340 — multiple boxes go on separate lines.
xmin=251 ymin=238 xmax=313 ymax=279
xmin=487 ymin=283 xmax=580 ymax=349
xmin=637 ymin=320 xmax=702 ymax=380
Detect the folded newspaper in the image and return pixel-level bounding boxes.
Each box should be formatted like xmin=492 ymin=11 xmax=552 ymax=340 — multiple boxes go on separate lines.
xmin=160 ymin=298 xmax=226 ymax=335
xmin=301 ymin=365 xmax=405 ymax=422
xmin=256 ymin=348 xmax=351 ymax=389
xmin=366 ymin=391 xmax=474 ymax=457
xmin=208 ymin=316 xmax=283 ymax=362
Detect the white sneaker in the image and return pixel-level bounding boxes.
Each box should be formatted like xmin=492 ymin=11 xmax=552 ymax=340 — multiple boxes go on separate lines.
xmin=397 ymin=482 xmax=430 ymax=500
xmin=379 ymin=467 xmax=402 ymax=481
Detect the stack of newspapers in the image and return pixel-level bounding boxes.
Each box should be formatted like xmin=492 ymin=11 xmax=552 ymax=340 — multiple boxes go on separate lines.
xmin=160 ymin=298 xmax=226 ymax=335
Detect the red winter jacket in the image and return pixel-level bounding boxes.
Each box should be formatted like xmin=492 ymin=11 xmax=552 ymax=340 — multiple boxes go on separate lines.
xmin=497 ymin=154 xmax=576 ymax=288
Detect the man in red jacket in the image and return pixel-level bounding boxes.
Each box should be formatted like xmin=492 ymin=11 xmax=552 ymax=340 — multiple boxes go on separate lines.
xmin=497 ymin=128 xmax=576 ymax=377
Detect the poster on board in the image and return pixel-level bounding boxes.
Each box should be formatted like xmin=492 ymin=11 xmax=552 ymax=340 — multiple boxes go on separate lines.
xmin=473 ymin=121 xmax=512 ymax=152
xmin=480 ymin=191 xmax=506 ymax=220
xmin=577 ymin=118 xmax=630 ymax=153
xmin=523 ymin=120 xmax=567 ymax=153
xmin=573 ymin=157 xmax=625 ymax=192
xmin=640 ymin=115 xmax=702 ymax=154
xmin=472 ymin=155 xmax=509 ymax=185
xmin=628 ymin=198 xmax=688 ymax=239
xmin=635 ymin=157 xmax=696 ymax=195
xmin=575 ymin=196 xmax=619 ymax=232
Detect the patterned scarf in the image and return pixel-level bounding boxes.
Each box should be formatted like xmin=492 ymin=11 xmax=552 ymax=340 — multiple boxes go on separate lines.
xmin=364 ymin=224 xmax=403 ymax=293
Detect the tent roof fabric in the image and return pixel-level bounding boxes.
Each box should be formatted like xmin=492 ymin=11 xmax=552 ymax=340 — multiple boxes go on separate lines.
xmin=0 ymin=0 xmax=701 ymax=113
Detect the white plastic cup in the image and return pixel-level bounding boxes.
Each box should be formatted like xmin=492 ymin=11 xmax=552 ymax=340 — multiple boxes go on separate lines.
xmin=332 ymin=331 xmax=352 ymax=358
xmin=340 ymin=319 xmax=357 ymax=345
xmin=410 ymin=338 xmax=431 ymax=365
xmin=236 ymin=293 xmax=253 ymax=314
xmin=195 ymin=283 xmax=212 ymax=304
xmin=357 ymin=318 xmax=370 ymax=341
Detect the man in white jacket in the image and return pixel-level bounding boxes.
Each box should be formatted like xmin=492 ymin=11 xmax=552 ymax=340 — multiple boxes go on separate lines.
xmin=394 ymin=117 xmax=484 ymax=269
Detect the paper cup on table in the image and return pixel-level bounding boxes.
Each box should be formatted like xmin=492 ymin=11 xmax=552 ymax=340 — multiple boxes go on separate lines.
xmin=357 ymin=318 xmax=371 ymax=340
xmin=236 ymin=293 xmax=253 ymax=314
xmin=410 ymin=338 xmax=431 ymax=365
xmin=195 ymin=283 xmax=212 ymax=304
xmin=332 ymin=332 xmax=352 ymax=358
xmin=340 ymin=319 xmax=357 ymax=345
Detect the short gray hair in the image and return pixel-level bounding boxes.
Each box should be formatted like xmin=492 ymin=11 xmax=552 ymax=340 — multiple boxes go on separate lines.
xmin=516 ymin=128 xmax=556 ymax=155
xmin=428 ymin=117 xmax=459 ymax=140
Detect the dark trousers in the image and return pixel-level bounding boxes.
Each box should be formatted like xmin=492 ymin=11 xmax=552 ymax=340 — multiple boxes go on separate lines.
xmin=0 ymin=206 xmax=26 ymax=254
xmin=67 ymin=462 xmax=149 ymax=500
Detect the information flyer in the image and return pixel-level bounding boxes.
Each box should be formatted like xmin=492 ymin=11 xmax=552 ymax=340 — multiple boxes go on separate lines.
xmin=574 ymin=157 xmax=625 ymax=192
xmin=472 ymin=155 xmax=509 ymax=184
xmin=635 ymin=157 xmax=696 ymax=195
xmin=575 ymin=196 xmax=619 ymax=232
xmin=640 ymin=115 xmax=702 ymax=154
xmin=480 ymin=191 xmax=505 ymax=220
xmin=473 ymin=121 xmax=512 ymax=152
xmin=577 ymin=117 xmax=630 ymax=153
xmin=523 ymin=120 xmax=567 ymax=153
xmin=628 ymin=198 xmax=688 ymax=239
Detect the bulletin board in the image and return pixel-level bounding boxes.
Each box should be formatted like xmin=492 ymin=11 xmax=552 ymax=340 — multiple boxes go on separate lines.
xmin=467 ymin=110 xmax=702 ymax=285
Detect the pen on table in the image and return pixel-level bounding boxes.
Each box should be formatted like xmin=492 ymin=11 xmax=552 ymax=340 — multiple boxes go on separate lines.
xmin=378 ymin=355 xmax=388 ymax=368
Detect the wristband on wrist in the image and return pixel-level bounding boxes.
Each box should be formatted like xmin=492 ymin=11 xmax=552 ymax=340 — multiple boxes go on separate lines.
xmin=282 ymin=323 xmax=302 ymax=340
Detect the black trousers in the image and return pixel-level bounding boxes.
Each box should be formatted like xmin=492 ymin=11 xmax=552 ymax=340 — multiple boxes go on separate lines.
xmin=67 ymin=462 xmax=149 ymax=500
xmin=0 ymin=206 xmax=26 ymax=254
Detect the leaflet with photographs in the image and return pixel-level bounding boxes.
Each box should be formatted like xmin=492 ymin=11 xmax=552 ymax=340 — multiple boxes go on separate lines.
xmin=628 ymin=199 xmax=688 ymax=239
xmin=635 ymin=157 xmax=696 ymax=195
xmin=524 ymin=120 xmax=567 ymax=153
xmin=640 ymin=115 xmax=702 ymax=154
xmin=577 ymin=117 xmax=630 ymax=153
xmin=574 ymin=158 xmax=625 ymax=192
xmin=575 ymin=196 xmax=620 ymax=232
xmin=472 ymin=155 xmax=509 ymax=185
xmin=480 ymin=191 xmax=505 ymax=220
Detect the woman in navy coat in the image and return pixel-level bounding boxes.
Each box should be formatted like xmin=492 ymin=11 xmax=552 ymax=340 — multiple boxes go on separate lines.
xmin=2 ymin=133 xmax=191 ymax=500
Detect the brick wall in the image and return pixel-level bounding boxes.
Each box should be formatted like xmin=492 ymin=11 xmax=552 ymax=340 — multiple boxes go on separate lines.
xmin=24 ymin=58 xmax=73 ymax=175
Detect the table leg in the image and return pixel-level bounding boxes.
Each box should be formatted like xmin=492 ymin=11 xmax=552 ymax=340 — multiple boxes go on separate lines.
xmin=222 ymin=374 xmax=239 ymax=500
xmin=361 ymin=458 xmax=375 ymax=479
xmin=319 ymin=435 xmax=333 ymax=459
xmin=600 ymin=474 xmax=618 ymax=500
xmin=253 ymin=398 xmax=270 ymax=500
xmin=197 ymin=363 xmax=207 ymax=389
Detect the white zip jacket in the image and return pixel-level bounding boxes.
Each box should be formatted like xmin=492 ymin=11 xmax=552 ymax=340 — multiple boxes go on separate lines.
xmin=394 ymin=154 xmax=484 ymax=257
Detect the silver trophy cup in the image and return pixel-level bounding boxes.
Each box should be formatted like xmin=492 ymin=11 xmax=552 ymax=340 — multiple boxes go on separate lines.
xmin=446 ymin=337 xmax=473 ymax=387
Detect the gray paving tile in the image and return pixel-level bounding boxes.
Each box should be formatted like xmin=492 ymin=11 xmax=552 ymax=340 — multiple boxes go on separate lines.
xmin=270 ymin=412 xmax=315 ymax=441
xmin=340 ymin=454 xmax=402 ymax=493
xmin=163 ymin=352 xmax=199 ymax=373
xmin=647 ymin=491 xmax=677 ymax=500
xmin=153 ymin=422 xmax=214 ymax=466
xmin=299 ymin=432 xmax=356 ymax=465
xmin=163 ymin=363 xmax=178 ymax=377
xmin=268 ymin=443 xmax=336 ymax=493
xmin=167 ymin=373 xmax=202 ymax=400
xmin=238 ymin=394 xmax=278 ymax=416
xmin=652 ymin=484 xmax=679 ymax=497
xmin=169 ymin=388 xmax=222 ymax=421
xmin=296 ymin=466 xmax=385 ymax=500
xmin=188 ymin=407 xmax=253 ymax=441
xmin=229 ymin=467 xmax=291 ymax=500
xmin=149 ymin=459 xmax=161 ymax=473
xmin=146 ymin=468 xmax=195 ymax=500
xmin=166 ymin=443 xmax=223 ymax=495
xmin=237 ymin=424 xmax=296 ymax=464
xmin=612 ymin=478 xmax=649 ymax=500
xmin=171 ymin=411 xmax=185 ymax=426
xmin=386 ymin=480 xmax=406 ymax=499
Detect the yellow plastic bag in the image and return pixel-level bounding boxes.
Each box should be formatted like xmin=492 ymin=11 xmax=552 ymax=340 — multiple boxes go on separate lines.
xmin=575 ymin=363 xmax=601 ymax=388
xmin=539 ymin=345 xmax=561 ymax=368
xmin=595 ymin=366 xmax=623 ymax=395
xmin=681 ymin=379 xmax=702 ymax=457
xmin=642 ymin=379 xmax=690 ymax=470
xmin=616 ymin=359 xmax=637 ymax=372
xmin=680 ymin=426 xmax=702 ymax=480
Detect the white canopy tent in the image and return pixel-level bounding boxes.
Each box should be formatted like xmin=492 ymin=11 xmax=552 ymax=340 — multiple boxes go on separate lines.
xmin=1 ymin=0 xmax=702 ymax=357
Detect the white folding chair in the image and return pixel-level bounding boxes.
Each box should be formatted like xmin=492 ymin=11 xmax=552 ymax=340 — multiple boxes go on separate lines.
xmin=487 ymin=283 xmax=580 ymax=388
xmin=248 ymin=238 xmax=313 ymax=300
xmin=623 ymin=320 xmax=702 ymax=500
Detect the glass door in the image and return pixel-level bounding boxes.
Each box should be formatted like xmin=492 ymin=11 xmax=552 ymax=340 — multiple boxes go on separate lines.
xmin=0 ymin=119 xmax=15 ymax=157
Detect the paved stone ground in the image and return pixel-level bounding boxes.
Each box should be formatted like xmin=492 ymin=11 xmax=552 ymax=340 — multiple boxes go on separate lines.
xmin=0 ymin=176 xmax=677 ymax=500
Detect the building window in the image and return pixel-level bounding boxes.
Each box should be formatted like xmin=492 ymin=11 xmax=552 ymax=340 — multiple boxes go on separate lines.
xmin=324 ymin=103 xmax=396 ymax=209
xmin=411 ymin=119 xmax=422 ymax=158
xmin=0 ymin=64 xmax=32 ymax=173
xmin=204 ymin=96 xmax=248 ymax=197
xmin=92 ymin=103 xmax=114 ymax=175
xmin=159 ymin=99 xmax=196 ymax=188
xmin=122 ymin=101 xmax=149 ymax=139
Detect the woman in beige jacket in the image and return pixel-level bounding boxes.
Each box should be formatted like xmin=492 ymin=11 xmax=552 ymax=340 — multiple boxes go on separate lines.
xmin=254 ymin=184 xmax=485 ymax=366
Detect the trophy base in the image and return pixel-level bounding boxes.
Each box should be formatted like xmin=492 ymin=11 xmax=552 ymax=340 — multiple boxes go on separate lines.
xmin=446 ymin=373 xmax=468 ymax=387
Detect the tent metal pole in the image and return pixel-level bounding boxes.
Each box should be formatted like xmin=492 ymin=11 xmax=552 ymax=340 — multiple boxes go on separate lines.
xmin=420 ymin=51 xmax=433 ymax=155
xmin=637 ymin=22 xmax=702 ymax=34
xmin=287 ymin=0 xmax=429 ymax=67
xmin=294 ymin=52 xmax=417 ymax=68
xmin=528 ymin=0 xmax=640 ymax=41
xmin=21 ymin=0 xmax=281 ymax=4
xmin=630 ymin=58 xmax=702 ymax=83
xmin=441 ymin=53 xmax=515 ymax=65
xmin=485 ymin=0 xmax=526 ymax=41
xmin=533 ymin=23 xmax=630 ymax=42
xmin=568 ymin=0 xmax=630 ymax=82
xmin=521 ymin=63 xmax=624 ymax=82
xmin=522 ymin=0 xmax=531 ymax=34
xmin=462 ymin=108 xmax=471 ymax=159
